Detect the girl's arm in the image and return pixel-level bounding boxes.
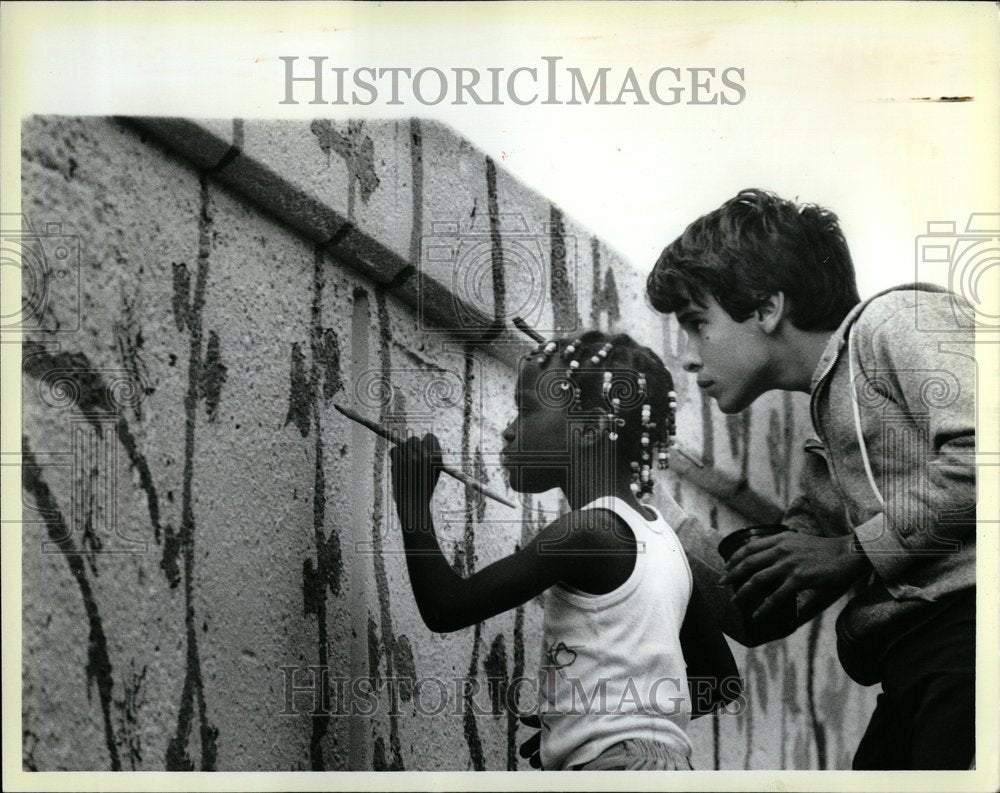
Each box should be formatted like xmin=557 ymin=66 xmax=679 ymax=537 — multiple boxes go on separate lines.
xmin=390 ymin=434 xmax=618 ymax=633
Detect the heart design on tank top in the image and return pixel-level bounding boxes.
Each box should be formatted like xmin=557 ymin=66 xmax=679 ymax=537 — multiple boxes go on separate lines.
xmin=544 ymin=640 xmax=578 ymax=673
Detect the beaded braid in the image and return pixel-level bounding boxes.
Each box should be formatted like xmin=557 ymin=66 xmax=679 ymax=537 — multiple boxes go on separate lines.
xmin=528 ymin=333 xmax=676 ymax=501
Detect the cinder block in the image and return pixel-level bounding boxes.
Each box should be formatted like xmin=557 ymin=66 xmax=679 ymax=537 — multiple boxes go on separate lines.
xmin=415 ymin=119 xmax=496 ymax=335
xmin=232 ymin=119 xmax=414 ymax=281
xmin=125 ymin=116 xmax=235 ymax=171
xmin=492 ymin=165 xmax=561 ymax=339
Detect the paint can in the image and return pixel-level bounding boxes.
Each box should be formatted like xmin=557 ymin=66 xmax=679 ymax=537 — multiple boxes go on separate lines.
xmin=718 ymin=524 xmax=799 ymax=642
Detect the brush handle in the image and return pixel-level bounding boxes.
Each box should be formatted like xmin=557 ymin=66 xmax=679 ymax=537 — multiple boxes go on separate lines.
xmin=334 ymin=403 xmax=517 ymax=509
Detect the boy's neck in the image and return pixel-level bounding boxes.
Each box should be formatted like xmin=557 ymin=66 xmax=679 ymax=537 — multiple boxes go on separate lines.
xmin=771 ymin=326 xmax=836 ymax=393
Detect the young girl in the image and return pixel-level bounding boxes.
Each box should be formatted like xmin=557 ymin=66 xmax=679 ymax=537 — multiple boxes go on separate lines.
xmin=390 ymin=330 xmax=738 ymax=771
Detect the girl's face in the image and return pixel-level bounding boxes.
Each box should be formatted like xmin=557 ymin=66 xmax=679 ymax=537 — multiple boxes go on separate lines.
xmin=500 ymin=358 xmax=577 ymax=493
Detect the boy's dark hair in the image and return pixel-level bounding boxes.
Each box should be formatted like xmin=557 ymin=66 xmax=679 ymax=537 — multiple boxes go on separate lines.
xmin=529 ymin=330 xmax=675 ymax=453
xmin=646 ymin=188 xmax=860 ymax=331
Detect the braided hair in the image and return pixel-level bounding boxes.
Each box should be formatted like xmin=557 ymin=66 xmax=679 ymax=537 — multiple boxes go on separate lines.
xmin=524 ymin=330 xmax=677 ymax=499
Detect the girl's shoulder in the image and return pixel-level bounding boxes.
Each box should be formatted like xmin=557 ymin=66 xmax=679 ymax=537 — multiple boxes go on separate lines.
xmin=553 ymin=505 xmax=637 ymax=553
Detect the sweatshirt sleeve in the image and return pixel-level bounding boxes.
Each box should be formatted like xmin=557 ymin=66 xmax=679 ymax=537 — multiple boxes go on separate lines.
xmin=850 ymin=296 xmax=977 ymax=584
xmin=783 ymin=447 xmax=866 ymax=622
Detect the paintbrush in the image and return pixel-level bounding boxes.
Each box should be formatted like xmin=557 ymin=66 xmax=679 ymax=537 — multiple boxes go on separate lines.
xmin=333 ymin=403 xmax=518 ymax=509
xmin=510 ymin=317 xmax=704 ymax=469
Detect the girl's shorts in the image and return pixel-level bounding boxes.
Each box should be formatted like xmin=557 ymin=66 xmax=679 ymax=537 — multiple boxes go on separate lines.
xmin=569 ymin=738 xmax=693 ymax=770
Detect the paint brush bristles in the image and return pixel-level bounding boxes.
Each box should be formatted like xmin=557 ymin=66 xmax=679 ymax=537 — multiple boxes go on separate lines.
xmin=673 ymin=445 xmax=705 ymax=469
xmin=334 ymin=403 xmax=517 ymax=509
xmin=512 ymin=316 xmax=546 ymax=344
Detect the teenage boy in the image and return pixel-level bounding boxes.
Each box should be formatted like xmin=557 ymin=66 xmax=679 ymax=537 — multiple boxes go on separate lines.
xmin=646 ymin=189 xmax=976 ymax=770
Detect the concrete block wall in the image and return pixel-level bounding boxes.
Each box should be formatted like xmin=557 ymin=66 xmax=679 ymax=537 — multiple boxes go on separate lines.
xmin=18 ymin=115 xmax=876 ymax=772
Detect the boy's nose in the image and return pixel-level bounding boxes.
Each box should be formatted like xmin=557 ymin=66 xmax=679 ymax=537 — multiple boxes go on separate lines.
xmin=680 ymin=338 xmax=702 ymax=373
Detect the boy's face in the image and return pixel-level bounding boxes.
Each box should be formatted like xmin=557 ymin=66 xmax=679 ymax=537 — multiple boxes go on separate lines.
xmin=676 ymin=295 xmax=774 ymax=414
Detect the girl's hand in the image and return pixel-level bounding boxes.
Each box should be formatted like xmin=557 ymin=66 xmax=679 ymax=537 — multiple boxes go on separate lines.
xmin=389 ymin=434 xmax=443 ymax=526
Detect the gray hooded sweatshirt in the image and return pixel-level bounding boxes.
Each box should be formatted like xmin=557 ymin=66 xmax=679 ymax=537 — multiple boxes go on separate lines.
xmin=670 ymin=283 xmax=976 ymax=653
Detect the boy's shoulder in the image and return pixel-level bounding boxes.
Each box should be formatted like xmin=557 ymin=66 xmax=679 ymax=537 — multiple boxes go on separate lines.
xmin=850 ymin=283 xmax=972 ymax=340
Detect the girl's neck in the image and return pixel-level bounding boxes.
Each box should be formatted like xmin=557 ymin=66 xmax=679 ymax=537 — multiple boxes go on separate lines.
xmin=564 ymin=464 xmax=647 ymax=514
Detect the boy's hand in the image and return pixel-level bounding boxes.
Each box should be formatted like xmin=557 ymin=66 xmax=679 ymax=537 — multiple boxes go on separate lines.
xmin=389 ymin=434 xmax=443 ymax=525
xmin=517 ymin=713 xmax=542 ymax=769
xmin=720 ymin=532 xmax=870 ymax=620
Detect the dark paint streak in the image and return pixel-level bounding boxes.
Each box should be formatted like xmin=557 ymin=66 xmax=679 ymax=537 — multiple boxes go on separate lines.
xmin=114 ymin=293 xmax=155 ymax=422
xmin=782 ymin=392 xmax=795 ymax=504
xmin=296 ymin=246 xmax=347 ymax=770
xmin=766 ymin=408 xmax=785 ymax=496
xmin=592 ymin=254 xmax=621 ymax=332
xmin=367 ymin=292 xmax=406 ymax=770
xmin=485 ymin=156 xmax=505 ymax=321
xmin=724 ymin=408 xmax=752 ymax=479
xmin=473 ymin=446 xmax=487 ymax=522
xmin=767 ymin=394 xmax=796 ymax=502
xmin=392 ymin=635 xmax=416 ymax=704
xmin=459 ymin=348 xmax=486 ymax=769
xmin=464 ymin=624 xmax=486 ymax=770
xmin=409 ymin=119 xmax=423 ymax=265
xmin=22 ymin=342 xmax=163 ymax=544
xmin=742 ymin=648 xmax=756 ymax=769
xmin=660 ymin=315 xmax=690 ymax=408
xmin=285 ymin=342 xmax=311 ymax=438
xmin=589 ymin=238 xmax=601 ymax=328
xmin=367 ymin=614 xmax=382 ymax=690
xmin=310 ymin=119 xmax=380 ymax=220
xmin=549 ymin=206 xmax=578 ymax=333
xmin=160 ymin=524 xmax=181 ymax=588
xmin=171 ymin=262 xmax=190 ymax=332
xmin=483 ymin=634 xmax=508 ymax=716
xmin=318 ymin=328 xmax=343 ymax=401
xmin=700 ymin=391 xmax=716 ymax=467
xmin=712 ymin=709 xmax=720 ymax=769
xmin=302 ymin=558 xmax=321 ymax=616
xmin=22 ymin=440 xmax=122 ymax=770
xmin=114 ymin=658 xmax=147 ymax=770
xmin=372 ymin=736 xmax=388 ymax=771
xmin=781 ymin=654 xmax=800 ymax=768
xmin=199 ymin=331 xmax=227 ymax=422
xmin=806 ymin=616 xmax=827 ymax=769
xmin=911 ymin=96 xmax=973 ymax=102
xmin=165 ymin=174 xmax=219 ymax=771
xmin=819 ymin=655 xmax=850 ymax=768
xmin=509 ymin=597 xmax=525 ymax=770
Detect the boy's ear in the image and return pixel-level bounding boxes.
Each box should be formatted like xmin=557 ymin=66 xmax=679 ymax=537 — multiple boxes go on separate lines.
xmin=756 ymin=292 xmax=788 ymax=334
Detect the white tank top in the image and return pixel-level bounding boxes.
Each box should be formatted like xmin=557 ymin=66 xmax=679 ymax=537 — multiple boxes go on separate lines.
xmin=537 ymin=495 xmax=694 ymax=770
